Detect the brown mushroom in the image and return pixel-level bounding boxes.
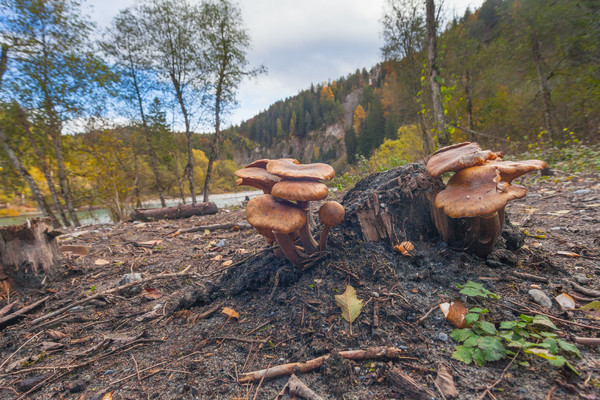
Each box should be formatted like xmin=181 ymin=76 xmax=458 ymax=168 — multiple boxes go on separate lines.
xmin=266 ymin=159 xmax=335 ymax=181
xmin=318 ymin=201 xmax=345 ymax=251
xmin=245 ymin=194 xmax=307 ymax=266
xmin=246 ymin=158 xmax=299 ymax=169
xmin=426 ymin=141 xmax=503 ymax=177
xmin=434 ymin=159 xmax=546 ymax=257
xmin=234 ymin=167 xmax=281 ymax=194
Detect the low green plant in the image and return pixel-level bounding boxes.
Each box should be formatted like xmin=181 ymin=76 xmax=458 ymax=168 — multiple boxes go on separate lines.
xmin=450 ymin=281 xmax=581 ymax=374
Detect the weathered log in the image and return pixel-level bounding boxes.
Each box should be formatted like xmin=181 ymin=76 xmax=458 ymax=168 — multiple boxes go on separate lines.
xmin=340 ymin=163 xmax=445 ymax=245
xmin=130 ymin=202 xmax=218 ymax=222
xmin=0 ymin=218 xmax=62 ymax=289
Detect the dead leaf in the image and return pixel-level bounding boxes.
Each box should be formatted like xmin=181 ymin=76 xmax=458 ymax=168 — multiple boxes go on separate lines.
xmin=393 ymin=241 xmax=414 ymax=256
xmin=549 ymin=210 xmax=570 ymax=216
xmin=102 ymin=392 xmax=114 ymax=400
xmin=556 ymin=251 xmax=580 ymax=258
xmin=555 ymin=293 xmax=576 ymax=310
xmin=140 ymin=287 xmax=162 ymax=300
xmin=435 ymin=364 xmax=459 ymax=398
xmin=585 ymin=203 xmax=600 ymax=208
xmin=222 ymin=307 xmax=240 ymax=319
xmin=439 ymin=301 xmax=468 ymax=328
xmin=222 ymin=260 xmax=233 ymax=267
xmin=211 ymin=254 xmax=223 ymax=261
xmin=94 ymin=259 xmax=110 ymax=266
xmin=334 ymin=285 xmax=363 ymax=335
xmin=46 ymin=330 xmax=68 ymax=340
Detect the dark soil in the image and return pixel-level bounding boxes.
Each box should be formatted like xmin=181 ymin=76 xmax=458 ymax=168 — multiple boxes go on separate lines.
xmin=0 ymin=166 xmax=598 ymax=400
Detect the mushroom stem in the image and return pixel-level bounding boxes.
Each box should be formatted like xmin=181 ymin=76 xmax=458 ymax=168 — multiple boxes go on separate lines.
xmin=319 ymin=225 xmax=332 ymax=251
xmin=296 ymin=201 xmax=319 ymax=254
xmin=273 ymin=232 xmax=304 ymax=267
xmin=466 ymin=211 xmax=504 ymax=257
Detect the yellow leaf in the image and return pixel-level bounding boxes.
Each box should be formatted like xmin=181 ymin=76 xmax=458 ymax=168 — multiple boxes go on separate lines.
xmin=222 ymin=260 xmax=233 ymax=267
xmin=94 ymin=259 xmax=110 ymax=266
xmin=222 ymin=307 xmax=240 ymax=319
xmin=335 ymin=285 xmax=363 ymax=334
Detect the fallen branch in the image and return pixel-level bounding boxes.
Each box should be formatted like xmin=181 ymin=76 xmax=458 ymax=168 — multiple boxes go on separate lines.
xmin=505 ymin=300 xmax=600 ymax=331
xmin=571 ymin=282 xmax=600 ymax=298
xmin=0 ymin=296 xmax=49 ymax=329
xmin=238 ymin=346 xmax=412 ymax=383
xmin=574 ymin=337 xmax=600 ymax=346
xmin=0 ymin=301 xmax=17 ymax=318
xmin=275 ymin=374 xmax=324 ymax=400
xmin=31 ymin=267 xmax=192 ymax=326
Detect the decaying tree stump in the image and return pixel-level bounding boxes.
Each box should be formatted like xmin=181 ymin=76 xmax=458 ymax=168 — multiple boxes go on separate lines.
xmin=130 ymin=202 xmax=218 ymax=222
xmin=340 ymin=163 xmax=446 ymax=245
xmin=0 ymin=218 xmax=62 ymax=289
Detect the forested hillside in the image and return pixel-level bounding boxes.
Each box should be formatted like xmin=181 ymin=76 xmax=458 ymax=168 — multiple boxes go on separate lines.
xmin=225 ymin=0 xmax=599 ymax=169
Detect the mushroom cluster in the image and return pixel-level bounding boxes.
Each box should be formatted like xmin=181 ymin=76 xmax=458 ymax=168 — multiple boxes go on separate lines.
xmin=426 ymin=142 xmax=546 ymax=257
xmin=234 ymin=159 xmax=344 ymax=267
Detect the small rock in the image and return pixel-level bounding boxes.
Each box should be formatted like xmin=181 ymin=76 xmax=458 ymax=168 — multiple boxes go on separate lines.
xmin=118 ymin=273 xmax=143 ymax=286
xmin=216 ymin=239 xmax=226 ymax=248
xmin=103 ymin=369 xmax=115 ymax=376
xmin=372 ymin=292 xmax=380 ymax=298
xmin=573 ymin=274 xmax=591 ymax=285
xmin=573 ymin=189 xmax=591 ymax=194
xmin=529 ymin=289 xmax=552 ymax=309
xmin=437 ymin=332 xmax=448 ymax=342
xmin=64 ymin=379 xmax=85 ymax=393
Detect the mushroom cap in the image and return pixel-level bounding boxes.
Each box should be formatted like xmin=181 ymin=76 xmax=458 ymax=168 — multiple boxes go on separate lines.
xmin=246 ymin=194 xmax=306 ymax=234
xmin=426 ymin=142 xmax=503 ymax=177
xmin=245 ymin=158 xmax=299 ymax=169
xmin=234 ymin=167 xmax=282 ymax=193
xmin=271 ymin=180 xmax=329 ymax=202
xmin=267 ymin=159 xmax=335 ymax=180
xmin=434 ymin=160 xmax=546 ymax=218
xmin=318 ymin=201 xmax=345 ymax=227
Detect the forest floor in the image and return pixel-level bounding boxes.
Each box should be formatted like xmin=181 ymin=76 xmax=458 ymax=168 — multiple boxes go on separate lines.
xmin=0 ymin=166 xmax=599 ymax=400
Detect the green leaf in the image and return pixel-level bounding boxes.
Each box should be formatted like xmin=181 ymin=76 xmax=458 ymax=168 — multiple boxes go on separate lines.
xmin=557 ymin=340 xmax=581 ymax=358
xmin=469 ymin=307 xmax=488 ymax=314
xmin=540 ymin=332 xmax=557 ymax=338
xmin=478 ymin=336 xmax=506 ymax=362
xmin=532 ymin=315 xmax=557 ymax=330
xmin=456 ymin=281 xmax=500 ymax=299
xmin=464 ymin=336 xmax=479 ymax=347
xmin=472 ymin=347 xmax=486 ymax=366
xmin=519 ymin=314 xmax=534 ymax=323
xmin=514 ymin=328 xmax=530 ymax=338
xmin=452 ymin=345 xmax=473 ymax=364
xmin=450 ymin=329 xmax=473 ymax=342
xmin=475 ymin=321 xmax=497 ymax=335
xmin=465 ymin=313 xmax=480 ymax=326
xmin=500 ymin=320 xmax=519 ymax=330
xmin=542 ymin=338 xmax=558 ymax=354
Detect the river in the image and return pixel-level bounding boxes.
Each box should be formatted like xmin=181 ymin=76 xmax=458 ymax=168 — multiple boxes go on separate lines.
xmin=0 ymin=190 xmax=262 ymax=227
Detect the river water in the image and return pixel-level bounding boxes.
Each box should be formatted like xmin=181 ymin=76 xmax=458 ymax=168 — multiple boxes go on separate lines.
xmin=0 ymin=190 xmax=262 ymax=227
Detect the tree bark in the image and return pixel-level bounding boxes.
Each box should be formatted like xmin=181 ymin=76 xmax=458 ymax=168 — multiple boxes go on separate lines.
xmin=130 ymin=202 xmax=218 ymax=222
xmin=203 ymin=80 xmax=223 ymax=203
xmin=0 ymin=218 xmax=62 ymax=289
xmin=15 ymin=103 xmax=71 ymax=227
xmin=0 ymin=129 xmax=61 ymax=228
xmin=426 ymin=0 xmax=449 ymax=146
xmin=465 ymin=70 xmax=475 ymax=140
xmin=531 ymin=34 xmax=559 ymax=138
xmin=170 ymin=72 xmax=197 ymax=205
xmin=49 ymin=128 xmax=80 ymax=227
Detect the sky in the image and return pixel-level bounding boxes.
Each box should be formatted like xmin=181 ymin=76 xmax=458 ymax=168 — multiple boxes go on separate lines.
xmin=90 ymin=0 xmax=484 ymax=130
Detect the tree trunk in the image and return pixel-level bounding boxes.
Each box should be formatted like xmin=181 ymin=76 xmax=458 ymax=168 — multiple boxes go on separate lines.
xmin=133 ymin=67 xmax=167 ymax=208
xmin=15 ymin=103 xmax=71 ymax=227
xmin=50 ymin=130 xmax=80 ymax=227
xmin=203 ymin=87 xmax=222 ymax=203
xmin=0 ymin=218 xmax=62 ymax=290
xmin=531 ymin=34 xmax=559 ymax=138
xmin=130 ymin=202 xmax=218 ymax=222
xmin=170 ymin=72 xmax=197 ymax=204
xmin=419 ymin=113 xmax=434 ymax=156
xmin=0 ymin=129 xmax=61 ymax=228
xmin=426 ymin=0 xmax=449 ymax=147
